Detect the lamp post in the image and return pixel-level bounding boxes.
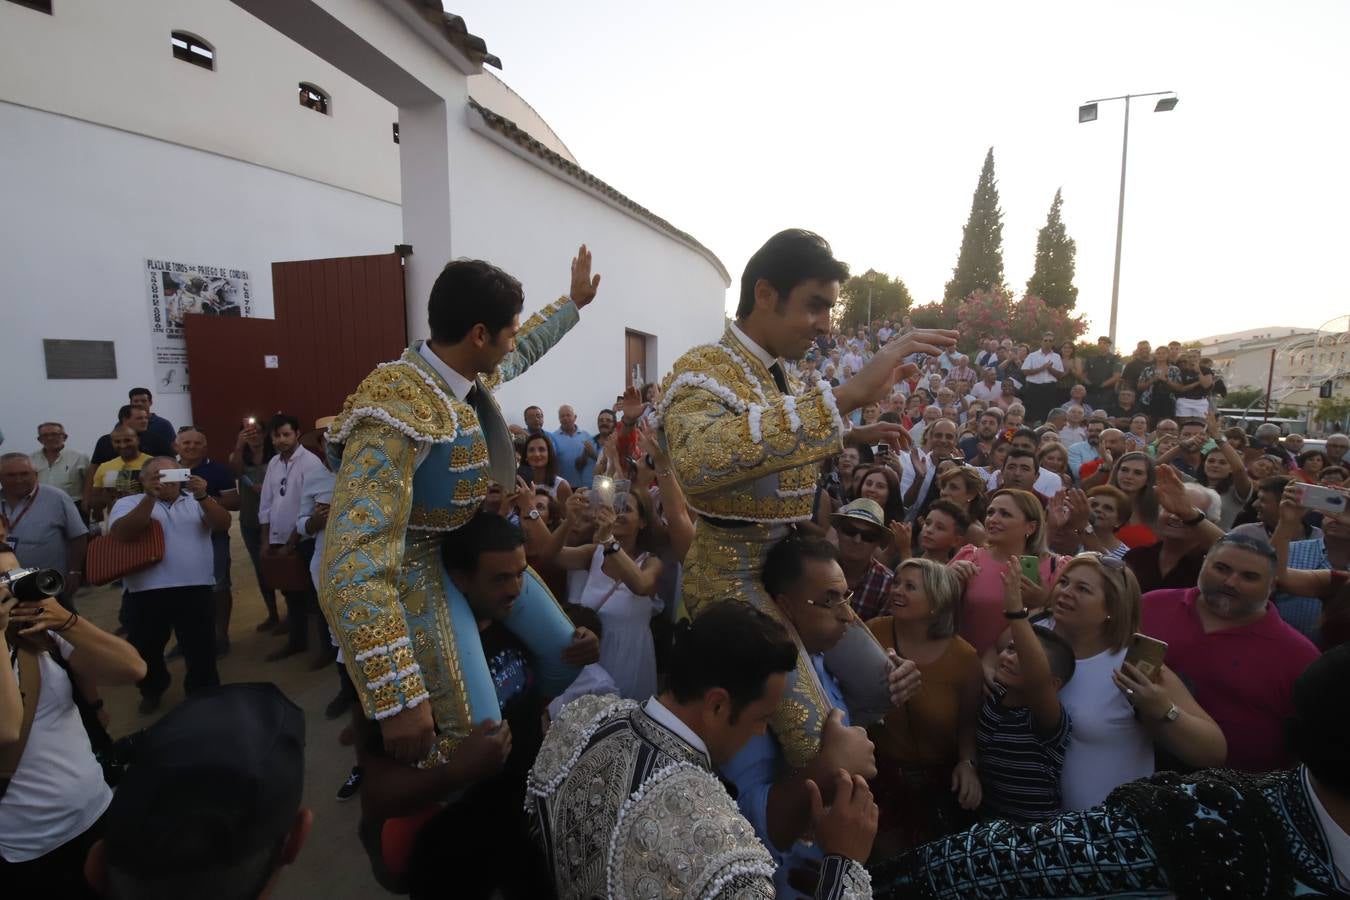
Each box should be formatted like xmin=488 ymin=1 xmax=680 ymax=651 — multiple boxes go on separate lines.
xmin=1078 ymin=91 xmax=1177 ymax=348
xmin=865 ymin=269 xmax=878 ymax=333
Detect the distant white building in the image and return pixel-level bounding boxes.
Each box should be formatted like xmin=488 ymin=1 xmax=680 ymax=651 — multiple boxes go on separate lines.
xmin=1 ymin=0 xmax=729 ymax=454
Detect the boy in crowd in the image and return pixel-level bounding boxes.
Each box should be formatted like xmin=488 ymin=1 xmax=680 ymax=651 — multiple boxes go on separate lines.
xmin=976 ymin=565 xmax=1076 ymax=822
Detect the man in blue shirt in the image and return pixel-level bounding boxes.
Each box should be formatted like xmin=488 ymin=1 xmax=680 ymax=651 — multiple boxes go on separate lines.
xmin=550 ymin=404 xmax=596 ymax=491
xmin=719 ymin=535 xmax=919 ymax=898
xmin=129 ymin=387 xmax=176 ymax=448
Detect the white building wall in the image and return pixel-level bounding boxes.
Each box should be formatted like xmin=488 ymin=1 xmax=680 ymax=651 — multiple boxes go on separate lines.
xmin=0 ymin=102 xmax=401 ymax=454
xmin=0 ymin=0 xmax=730 ymax=457
xmin=443 ymin=120 xmax=729 ymax=431
xmin=0 ymin=0 xmax=402 ymax=203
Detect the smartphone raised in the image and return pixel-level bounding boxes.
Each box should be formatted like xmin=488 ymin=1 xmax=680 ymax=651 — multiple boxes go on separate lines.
xmin=1124 ymin=632 xmax=1168 ymax=683
xmin=591 ymin=475 xmax=616 ymax=509
xmin=159 ymin=468 xmax=193 ymax=483
xmin=1018 ymin=554 xmax=1041 ymax=586
xmin=1292 ymin=482 xmax=1348 ymax=516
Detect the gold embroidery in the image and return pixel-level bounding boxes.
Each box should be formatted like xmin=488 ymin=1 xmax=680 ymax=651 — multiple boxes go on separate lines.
xmin=660 ymin=329 xmax=843 ymax=524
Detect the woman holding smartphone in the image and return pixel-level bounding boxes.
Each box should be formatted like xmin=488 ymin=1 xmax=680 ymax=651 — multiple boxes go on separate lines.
xmin=947 ymin=489 xmax=1066 ymax=655
xmin=997 ymin=553 xmax=1226 ymax=811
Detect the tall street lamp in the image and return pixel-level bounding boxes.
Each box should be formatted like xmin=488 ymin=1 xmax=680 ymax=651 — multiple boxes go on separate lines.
xmin=1078 ymin=91 xmax=1178 ymax=348
xmin=866 ymin=269 xmax=878 ymax=330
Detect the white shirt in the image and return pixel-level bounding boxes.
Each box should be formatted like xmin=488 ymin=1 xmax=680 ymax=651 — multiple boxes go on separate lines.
xmin=0 ymin=633 xmax=112 ymax=862
xmin=1022 ymin=349 xmax=1064 ymax=385
xmin=1053 ymin=641 xmax=1155 ymax=811
xmin=969 ymin=380 xmax=1001 ymax=403
xmin=644 ymin=697 xmax=710 ymax=763
xmin=109 ymin=493 xmax=215 ymax=591
xmin=418 ymin=339 xmax=475 ymax=402
xmin=256 ymin=448 xmax=328 ymax=545
xmin=1305 ymin=766 xmax=1350 ymax=889
xmin=985 ymin=467 xmax=1064 ymax=498
xmin=730 ymin=322 xmax=779 ymax=370
xmin=840 ymin=351 xmax=864 ymax=374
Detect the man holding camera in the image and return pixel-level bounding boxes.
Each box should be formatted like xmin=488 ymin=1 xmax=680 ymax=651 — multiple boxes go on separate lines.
xmin=0 ymin=526 xmax=145 ymax=896
xmin=107 ymin=457 xmax=230 ymax=714
xmin=0 ymin=453 xmax=87 ymax=611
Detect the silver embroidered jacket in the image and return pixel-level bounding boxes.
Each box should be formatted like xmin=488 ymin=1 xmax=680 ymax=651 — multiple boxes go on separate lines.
xmin=526 ymin=694 xmax=872 ymax=900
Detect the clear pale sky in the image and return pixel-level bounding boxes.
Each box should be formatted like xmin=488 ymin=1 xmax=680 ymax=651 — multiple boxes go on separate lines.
xmin=449 ymin=0 xmax=1349 ymax=346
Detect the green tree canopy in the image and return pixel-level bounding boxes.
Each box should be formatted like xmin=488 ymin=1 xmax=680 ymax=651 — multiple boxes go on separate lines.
xmin=1025 ymin=188 xmax=1079 ymax=309
xmin=944 ymin=147 xmax=1006 ymax=306
xmin=837 ymin=269 xmax=914 ymax=331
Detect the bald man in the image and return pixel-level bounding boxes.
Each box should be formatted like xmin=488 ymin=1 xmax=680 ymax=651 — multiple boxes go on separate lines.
xmin=551 ymin=403 xmax=597 ymax=490
xmin=175 ymin=429 xmax=240 ymax=653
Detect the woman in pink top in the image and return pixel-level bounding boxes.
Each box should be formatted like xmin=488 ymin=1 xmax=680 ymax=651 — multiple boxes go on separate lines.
xmin=949 ymin=489 xmax=1065 ymax=654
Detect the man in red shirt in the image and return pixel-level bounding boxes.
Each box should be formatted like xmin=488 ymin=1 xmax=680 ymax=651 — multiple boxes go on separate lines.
xmin=1140 ymin=533 xmax=1320 ymax=773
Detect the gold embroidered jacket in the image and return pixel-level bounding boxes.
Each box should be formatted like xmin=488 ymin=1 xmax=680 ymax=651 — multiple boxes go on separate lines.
xmin=657 ymin=326 xmax=845 ymax=524
xmin=319 ymin=297 xmax=578 ymax=726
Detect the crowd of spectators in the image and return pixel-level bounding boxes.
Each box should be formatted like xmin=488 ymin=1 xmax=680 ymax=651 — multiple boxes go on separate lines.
xmin=2 ymin=313 xmax=1349 ymax=898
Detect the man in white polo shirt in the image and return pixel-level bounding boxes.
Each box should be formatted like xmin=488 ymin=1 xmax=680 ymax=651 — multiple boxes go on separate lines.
xmin=1020 ymin=331 xmax=1065 ymax=425
xmin=107 ymin=456 xmax=230 ymax=714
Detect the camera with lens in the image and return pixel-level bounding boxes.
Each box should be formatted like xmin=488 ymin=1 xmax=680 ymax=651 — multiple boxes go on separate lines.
xmin=0 ymin=567 xmax=65 ymax=602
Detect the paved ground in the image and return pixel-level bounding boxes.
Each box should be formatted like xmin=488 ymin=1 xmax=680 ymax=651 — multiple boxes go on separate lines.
xmin=80 ymin=520 xmax=394 ymax=899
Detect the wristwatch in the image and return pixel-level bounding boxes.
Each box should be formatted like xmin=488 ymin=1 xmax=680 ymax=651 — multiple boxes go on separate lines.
xmin=526 ymin=508 xmax=541 ymax=521
xmin=602 ymin=540 xmax=622 ymax=556
xmin=1161 ymin=703 xmax=1181 ymax=723
xmin=1181 ymin=509 xmax=1207 ymax=527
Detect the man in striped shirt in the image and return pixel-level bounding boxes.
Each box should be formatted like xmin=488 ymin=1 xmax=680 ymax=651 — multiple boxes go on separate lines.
xmin=975 ymin=565 xmax=1076 ymax=822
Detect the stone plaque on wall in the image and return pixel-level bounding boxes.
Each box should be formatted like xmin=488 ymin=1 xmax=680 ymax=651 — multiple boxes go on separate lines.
xmin=43 ymin=339 xmax=117 ymax=379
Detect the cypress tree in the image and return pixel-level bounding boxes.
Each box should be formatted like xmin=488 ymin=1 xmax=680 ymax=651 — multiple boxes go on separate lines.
xmin=1026 ymin=188 xmax=1079 ymax=309
xmin=943 ymin=147 xmax=1006 ymax=305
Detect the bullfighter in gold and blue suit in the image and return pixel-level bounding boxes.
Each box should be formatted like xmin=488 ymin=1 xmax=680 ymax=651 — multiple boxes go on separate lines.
xmin=319 ymin=247 xmax=602 ymax=766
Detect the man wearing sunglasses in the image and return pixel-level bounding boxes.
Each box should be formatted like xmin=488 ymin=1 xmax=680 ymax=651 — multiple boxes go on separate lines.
xmin=832 ymin=499 xmax=895 ymax=621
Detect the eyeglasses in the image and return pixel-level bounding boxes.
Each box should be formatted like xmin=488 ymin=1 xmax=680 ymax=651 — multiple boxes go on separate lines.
xmin=838 ymin=522 xmax=883 ymax=542
xmin=805 ymin=590 xmax=854 ymax=610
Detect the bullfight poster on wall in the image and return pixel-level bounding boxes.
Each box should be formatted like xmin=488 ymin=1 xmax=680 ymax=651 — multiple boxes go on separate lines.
xmin=144 ymin=258 xmax=253 ymax=393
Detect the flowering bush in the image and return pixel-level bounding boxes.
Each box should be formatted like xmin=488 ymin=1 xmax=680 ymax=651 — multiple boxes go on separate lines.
xmin=955 ymin=289 xmax=1087 ymax=349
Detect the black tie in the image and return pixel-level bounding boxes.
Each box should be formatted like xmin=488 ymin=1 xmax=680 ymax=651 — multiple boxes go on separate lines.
xmin=768 ymin=362 xmax=789 ymax=394
xmin=465 ymin=384 xmax=481 ymax=409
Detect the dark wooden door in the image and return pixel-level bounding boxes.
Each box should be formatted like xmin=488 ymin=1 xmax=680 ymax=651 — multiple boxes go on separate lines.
xmin=625 ymin=330 xmax=647 ymax=390
xmin=184 ymin=252 xmax=408 ymax=458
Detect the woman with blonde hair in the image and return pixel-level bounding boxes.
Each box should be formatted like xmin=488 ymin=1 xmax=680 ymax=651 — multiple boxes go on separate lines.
xmin=867 ymin=558 xmax=983 ymax=853
xmin=949 ymin=489 xmax=1066 ymax=654
xmin=1037 ymin=443 xmax=1072 ymax=490
xmin=937 ymin=466 xmax=988 ymax=547
xmin=1032 ymin=553 xmax=1225 ymax=810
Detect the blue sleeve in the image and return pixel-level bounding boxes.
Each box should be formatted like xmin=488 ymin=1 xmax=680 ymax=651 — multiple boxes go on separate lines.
xmin=719 ymin=733 xmax=782 ymax=857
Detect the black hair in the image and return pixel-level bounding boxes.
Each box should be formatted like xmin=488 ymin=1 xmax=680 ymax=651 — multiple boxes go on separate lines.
xmin=761 ymin=534 xmax=838 ymax=598
xmin=597 ymin=408 xmax=616 ymax=420
xmin=1033 ymin=625 xmax=1077 ymax=684
xmin=522 ymin=432 xmax=560 ymax=485
xmin=1258 ymin=475 xmax=1291 ymax=499
xmin=117 ymin=404 xmax=135 ymax=423
xmin=1012 ymin=427 xmax=1039 ymax=445
xmin=427 ymin=259 xmax=525 ymax=344
xmin=1005 ymin=447 xmax=1039 ymax=471
xmin=1208 ymin=532 xmax=1278 ymax=576
xmin=268 ymin=413 xmax=301 ymax=435
xmin=1284 ymin=642 xmax=1350 ymax=794
xmin=238 ymin=424 xmax=275 ymax=466
xmin=128 ymin=387 xmax=152 ymax=400
xmin=441 ymin=511 xmax=525 ymax=574
xmin=735 ymin=229 xmax=849 ymax=319
xmin=665 ymin=601 xmax=797 ymax=722
xmin=563 ymin=602 xmax=603 ymax=640
xmin=925 ymin=499 xmax=972 ymax=533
